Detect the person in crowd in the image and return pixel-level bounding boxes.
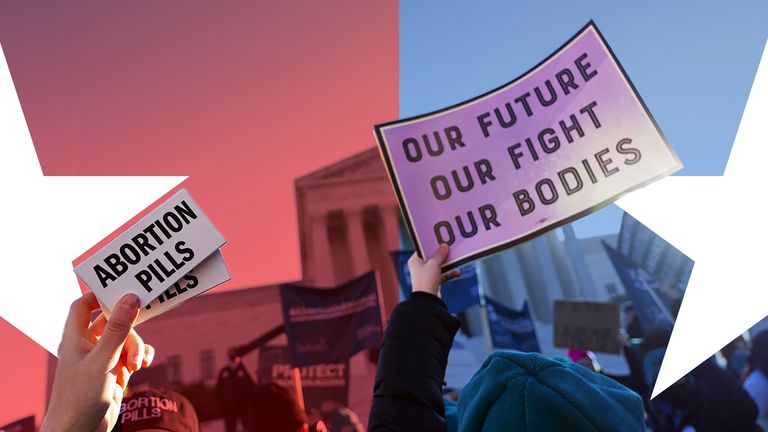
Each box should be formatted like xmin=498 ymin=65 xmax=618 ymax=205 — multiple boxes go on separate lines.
xmin=328 ymin=407 xmax=364 ymax=432
xmin=41 ymin=292 xmax=154 ymax=432
xmin=623 ymin=304 xmax=644 ymax=339
xmin=722 ymin=334 xmax=751 ymax=381
xmin=216 ymin=348 xmax=256 ymax=432
xmin=112 ymin=388 xmax=200 ymax=432
xmin=368 ymin=244 xmax=646 ymax=432
xmin=643 ymin=327 xmax=759 ymax=432
xmin=241 ymin=382 xmax=309 ymax=432
xmin=744 ymin=330 xmax=768 ymax=431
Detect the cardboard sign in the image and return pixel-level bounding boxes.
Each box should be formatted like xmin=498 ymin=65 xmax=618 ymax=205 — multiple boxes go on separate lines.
xmin=375 ymin=22 xmax=682 ymax=270
xmin=553 ymin=299 xmax=621 ymax=353
xmin=74 ymin=189 xmax=226 ymax=308
xmin=99 ymin=250 xmax=230 ymax=325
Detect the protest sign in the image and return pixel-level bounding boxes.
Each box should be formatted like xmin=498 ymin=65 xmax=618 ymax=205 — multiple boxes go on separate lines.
xmin=603 ymin=242 xmax=674 ymax=333
xmin=0 ymin=416 xmax=35 ymax=432
xmin=258 ymin=345 xmax=349 ymax=421
xmin=74 ymin=189 xmax=226 ymax=309
xmin=391 ymin=250 xmax=479 ymax=313
xmin=485 ymin=299 xmax=540 ymax=352
xmin=375 ymin=21 xmax=682 ymax=270
xmin=99 ymin=250 xmax=230 ymax=325
xmin=279 ymin=272 xmax=384 ymax=367
xmin=553 ymin=299 xmax=621 ymax=353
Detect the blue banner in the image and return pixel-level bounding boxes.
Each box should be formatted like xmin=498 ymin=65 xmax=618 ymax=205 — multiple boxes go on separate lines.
xmin=391 ymin=250 xmax=480 ymax=313
xmin=603 ymin=242 xmax=674 ymax=333
xmin=279 ymin=272 xmax=384 ymax=367
xmin=485 ymin=298 xmax=540 ymax=353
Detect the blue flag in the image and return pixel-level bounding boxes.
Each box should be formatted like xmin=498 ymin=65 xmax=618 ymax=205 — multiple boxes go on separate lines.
xmin=485 ymin=298 xmax=540 ymax=353
xmin=391 ymin=250 xmax=480 ymax=313
xmin=279 ymin=272 xmax=384 ymax=366
xmin=603 ymin=242 xmax=674 ymax=333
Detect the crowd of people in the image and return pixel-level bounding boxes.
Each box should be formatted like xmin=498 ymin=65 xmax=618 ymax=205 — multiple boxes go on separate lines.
xmin=39 ymin=244 xmax=768 ymax=431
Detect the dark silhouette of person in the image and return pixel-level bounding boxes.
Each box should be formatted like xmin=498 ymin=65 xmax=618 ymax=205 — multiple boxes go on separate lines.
xmin=216 ymin=348 xmax=256 ymax=432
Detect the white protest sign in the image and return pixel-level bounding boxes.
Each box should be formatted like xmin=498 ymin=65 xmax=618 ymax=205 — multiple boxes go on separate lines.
xmin=74 ymin=188 xmax=226 ymax=309
xmin=99 ymin=250 xmax=230 ymax=325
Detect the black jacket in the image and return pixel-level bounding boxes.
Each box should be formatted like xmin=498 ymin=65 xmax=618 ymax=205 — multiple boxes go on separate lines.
xmin=368 ymin=292 xmax=462 ymax=432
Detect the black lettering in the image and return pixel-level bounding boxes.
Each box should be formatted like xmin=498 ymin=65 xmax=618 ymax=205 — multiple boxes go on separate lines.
xmin=555 ymin=68 xmax=579 ymax=95
xmin=430 ymin=175 xmax=452 ymax=200
xmin=143 ymin=224 xmax=164 ymax=245
xmin=163 ymin=212 xmax=184 ymax=233
xmin=575 ymin=53 xmax=598 ymax=81
xmin=582 ymin=159 xmax=598 ymax=184
xmin=119 ymin=244 xmax=141 ymax=265
xmin=183 ymin=274 xmax=199 ymax=289
xmin=452 ymin=166 xmax=474 ymax=193
xmin=595 ymin=148 xmax=619 ymax=177
xmin=538 ymin=128 xmax=560 ymax=153
xmin=474 ymin=159 xmax=496 ymax=184
xmin=456 ymin=212 xmax=478 ymax=238
xmin=174 ymin=241 xmax=195 ymax=262
xmin=95 ymin=265 xmax=116 ymax=289
xmin=558 ymin=167 xmax=583 ymax=195
xmin=403 ymin=138 xmax=422 ymax=162
xmin=434 ymin=221 xmax=455 ymax=245
xmin=479 ymin=204 xmax=501 ymax=230
xmin=616 ymin=138 xmax=641 ymax=165
xmin=131 ymin=233 xmax=156 ymax=256
xmin=524 ymin=137 xmax=540 ymax=162
xmin=535 ymin=178 xmax=559 ymax=205
xmin=174 ymin=200 xmax=198 ymax=224
xmin=514 ymin=92 xmax=534 ymax=117
xmin=534 ymin=79 xmax=558 ymax=107
xmin=494 ymin=103 xmax=517 ymax=129
xmin=579 ymin=101 xmax=601 ymax=128
xmin=559 ymin=114 xmax=584 ymax=143
xmin=445 ymin=126 xmax=466 ymax=150
xmin=424 ymin=132 xmax=444 ymax=157
xmin=507 ymin=143 xmax=524 ymax=169
xmin=148 ymin=261 xmax=166 ymax=283
xmin=104 ymin=253 xmax=128 ymax=277
xmin=135 ymin=270 xmax=154 ymax=293
xmin=164 ymin=250 xmax=186 ymax=271
xmin=514 ymin=189 xmax=535 ymax=216
xmin=477 ymin=113 xmax=493 ymax=138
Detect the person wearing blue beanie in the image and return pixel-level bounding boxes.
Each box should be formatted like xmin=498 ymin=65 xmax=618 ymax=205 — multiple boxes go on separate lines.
xmin=458 ymin=351 xmax=645 ymax=431
xmin=368 ymin=244 xmax=646 ymax=432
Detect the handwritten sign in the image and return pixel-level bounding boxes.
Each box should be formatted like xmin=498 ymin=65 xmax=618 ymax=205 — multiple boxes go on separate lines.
xmin=375 ymin=22 xmax=682 ymax=269
xmin=74 ymin=189 xmax=226 ymax=308
xmin=553 ymin=299 xmax=621 ymax=353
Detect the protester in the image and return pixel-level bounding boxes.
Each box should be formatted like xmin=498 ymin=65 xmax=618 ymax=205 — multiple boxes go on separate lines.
xmin=368 ymin=244 xmax=645 ymax=431
xmin=216 ymin=348 xmax=256 ymax=432
xmin=241 ymin=382 xmax=309 ymax=432
xmin=41 ymin=292 xmax=154 ymax=432
xmin=644 ymin=327 xmax=759 ymax=431
xmin=112 ymin=388 xmax=200 ymax=432
xmin=328 ymin=407 xmax=364 ymax=432
xmin=744 ymin=330 xmax=768 ymax=431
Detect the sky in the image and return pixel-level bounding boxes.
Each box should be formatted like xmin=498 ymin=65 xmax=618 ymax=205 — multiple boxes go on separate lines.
xmin=1 ymin=0 xmax=767 ymax=426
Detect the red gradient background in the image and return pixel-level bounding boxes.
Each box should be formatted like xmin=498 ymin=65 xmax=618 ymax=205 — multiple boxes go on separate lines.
xmin=0 ymin=2 xmax=397 ymax=424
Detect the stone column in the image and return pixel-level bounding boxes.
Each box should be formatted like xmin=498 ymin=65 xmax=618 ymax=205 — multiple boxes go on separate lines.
xmin=311 ymin=212 xmax=334 ymax=286
xmin=345 ymin=208 xmax=371 ymax=277
xmin=380 ymin=205 xmax=401 ymax=252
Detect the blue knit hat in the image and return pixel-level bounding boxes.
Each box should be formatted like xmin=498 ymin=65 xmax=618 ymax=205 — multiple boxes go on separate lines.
xmin=458 ymin=351 xmax=645 ymax=431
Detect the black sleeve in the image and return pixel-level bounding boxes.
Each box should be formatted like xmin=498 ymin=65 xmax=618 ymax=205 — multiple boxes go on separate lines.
xmin=367 ymin=292 xmax=462 ymax=432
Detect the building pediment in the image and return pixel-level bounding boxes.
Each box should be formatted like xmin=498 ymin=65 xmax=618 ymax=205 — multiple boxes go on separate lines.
xmin=296 ymin=147 xmax=388 ymax=187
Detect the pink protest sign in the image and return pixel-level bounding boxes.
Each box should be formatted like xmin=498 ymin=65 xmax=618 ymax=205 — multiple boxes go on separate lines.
xmin=375 ymin=22 xmax=682 ymax=271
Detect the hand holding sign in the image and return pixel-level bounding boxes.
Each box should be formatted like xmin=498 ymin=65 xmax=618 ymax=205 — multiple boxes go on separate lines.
xmin=375 ymin=22 xmax=682 ymax=270
xmin=74 ymin=189 xmax=229 ymax=312
xmin=408 ymin=244 xmax=461 ymax=297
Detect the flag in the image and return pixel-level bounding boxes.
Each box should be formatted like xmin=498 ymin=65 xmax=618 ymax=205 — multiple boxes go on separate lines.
xmin=485 ymin=298 xmax=540 ymax=352
xmin=603 ymin=242 xmax=674 ymax=333
xmin=279 ymin=271 xmax=384 ymax=366
xmin=258 ymin=345 xmax=349 ymax=421
xmin=391 ymin=250 xmax=480 ymax=313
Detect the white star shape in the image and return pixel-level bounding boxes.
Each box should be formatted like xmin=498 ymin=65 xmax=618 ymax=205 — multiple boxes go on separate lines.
xmin=0 ymin=44 xmax=185 ymax=355
xmin=617 ymin=39 xmax=768 ymax=397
